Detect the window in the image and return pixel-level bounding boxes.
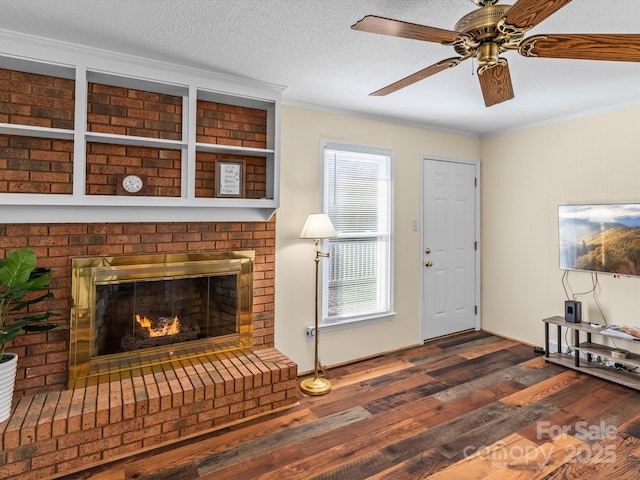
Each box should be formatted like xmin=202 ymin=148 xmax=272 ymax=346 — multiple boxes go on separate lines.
xmin=322 ymin=142 xmax=393 ymax=324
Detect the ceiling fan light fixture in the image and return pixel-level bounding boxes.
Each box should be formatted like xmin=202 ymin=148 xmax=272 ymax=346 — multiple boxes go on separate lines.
xmin=477 ymin=41 xmax=499 ymax=67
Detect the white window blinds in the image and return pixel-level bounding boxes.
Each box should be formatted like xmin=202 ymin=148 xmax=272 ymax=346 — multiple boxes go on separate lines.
xmin=323 ymin=144 xmax=393 ymax=323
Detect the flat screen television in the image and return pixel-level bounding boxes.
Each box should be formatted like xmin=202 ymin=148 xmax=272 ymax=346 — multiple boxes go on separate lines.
xmin=559 ymin=203 xmax=640 ymax=277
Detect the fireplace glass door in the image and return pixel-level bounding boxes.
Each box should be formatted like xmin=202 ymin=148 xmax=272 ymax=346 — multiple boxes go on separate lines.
xmin=94 ymin=274 xmax=238 ymax=356
xmin=70 ymin=251 xmax=253 ymax=387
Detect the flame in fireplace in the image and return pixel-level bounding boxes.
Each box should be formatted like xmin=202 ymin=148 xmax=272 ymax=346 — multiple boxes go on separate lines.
xmin=136 ymin=315 xmax=181 ymax=337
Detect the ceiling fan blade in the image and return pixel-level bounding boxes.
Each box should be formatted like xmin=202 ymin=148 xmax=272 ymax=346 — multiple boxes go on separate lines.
xmin=501 ymin=0 xmax=573 ymax=30
xmin=371 ymin=57 xmax=464 ymax=96
xmin=520 ymin=34 xmax=640 ymax=62
xmin=478 ymin=62 xmax=515 ymax=107
xmin=352 ymin=15 xmax=462 ymax=44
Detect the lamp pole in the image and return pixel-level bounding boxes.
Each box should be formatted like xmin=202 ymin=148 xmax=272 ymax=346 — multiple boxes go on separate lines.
xmin=298 ymin=213 xmax=336 ymax=396
xmin=300 ymin=239 xmax=331 ymax=395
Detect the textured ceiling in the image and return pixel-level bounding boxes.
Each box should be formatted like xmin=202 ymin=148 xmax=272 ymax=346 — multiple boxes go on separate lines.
xmin=1 ymin=0 xmax=640 ymax=136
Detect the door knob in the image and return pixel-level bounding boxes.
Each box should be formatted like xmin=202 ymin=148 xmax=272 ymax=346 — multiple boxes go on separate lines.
xmin=425 ymin=261 xmax=433 ymax=267
xmin=425 ymin=248 xmax=431 ymax=254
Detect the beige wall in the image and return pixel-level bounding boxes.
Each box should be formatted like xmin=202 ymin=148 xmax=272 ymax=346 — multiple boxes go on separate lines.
xmin=276 ymin=105 xmax=480 ymax=373
xmin=481 ymin=105 xmax=640 ymax=348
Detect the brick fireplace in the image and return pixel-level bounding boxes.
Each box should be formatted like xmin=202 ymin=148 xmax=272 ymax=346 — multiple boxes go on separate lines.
xmin=1 ymin=220 xmax=280 ymax=399
xmin=0 ymin=220 xmax=298 ymax=480
xmin=0 ymin=61 xmax=295 ymax=479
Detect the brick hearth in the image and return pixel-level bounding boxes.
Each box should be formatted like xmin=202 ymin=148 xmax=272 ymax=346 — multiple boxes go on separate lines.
xmin=0 ymin=348 xmax=297 ymax=480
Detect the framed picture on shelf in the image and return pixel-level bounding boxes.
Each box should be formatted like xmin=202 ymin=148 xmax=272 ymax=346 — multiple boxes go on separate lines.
xmin=216 ymin=161 xmax=244 ymax=197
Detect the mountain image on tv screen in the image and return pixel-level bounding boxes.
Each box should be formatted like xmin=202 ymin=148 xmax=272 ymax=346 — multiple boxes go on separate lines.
xmin=559 ymin=204 xmax=640 ymax=277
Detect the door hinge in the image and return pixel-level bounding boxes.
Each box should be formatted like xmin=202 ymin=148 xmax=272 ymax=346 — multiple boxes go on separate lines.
xmin=474 ymin=241 xmax=478 ymax=251
xmin=474 ymin=177 xmax=478 ymax=187
xmin=475 ymin=305 xmax=478 ymax=315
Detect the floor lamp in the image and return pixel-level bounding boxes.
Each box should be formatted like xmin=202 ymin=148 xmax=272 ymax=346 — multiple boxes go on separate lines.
xmin=299 ymin=213 xmax=336 ymax=395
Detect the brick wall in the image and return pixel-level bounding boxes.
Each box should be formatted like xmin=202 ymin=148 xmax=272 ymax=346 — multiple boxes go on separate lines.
xmin=85 ymin=143 xmax=182 ymax=196
xmin=0 ymin=69 xmax=75 ymax=194
xmin=194 ymin=100 xmax=268 ymax=198
xmin=196 ymin=100 xmax=267 ymax=148
xmin=87 ymin=83 xmax=182 ymax=140
xmin=0 ymin=68 xmax=75 ymax=129
xmin=0 ymin=135 xmax=74 ymax=194
xmin=0 ymin=219 xmax=276 ymax=399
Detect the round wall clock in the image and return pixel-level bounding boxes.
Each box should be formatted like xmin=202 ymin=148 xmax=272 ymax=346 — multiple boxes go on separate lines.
xmin=121 ymin=174 xmax=144 ymax=194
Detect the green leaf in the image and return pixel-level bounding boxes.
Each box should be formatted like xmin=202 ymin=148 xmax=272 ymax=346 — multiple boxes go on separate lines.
xmin=22 ymin=323 xmax=68 ymax=332
xmin=0 ymin=248 xmax=63 ymax=354
xmin=0 ymin=323 xmax=27 ymax=337
xmin=13 ymin=312 xmax=60 ymax=324
xmin=0 ymin=248 xmax=36 ymax=290
xmin=11 ymin=292 xmax=54 ymax=312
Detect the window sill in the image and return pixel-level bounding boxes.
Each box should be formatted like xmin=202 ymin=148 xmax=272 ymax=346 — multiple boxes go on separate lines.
xmin=318 ymin=312 xmax=396 ymax=333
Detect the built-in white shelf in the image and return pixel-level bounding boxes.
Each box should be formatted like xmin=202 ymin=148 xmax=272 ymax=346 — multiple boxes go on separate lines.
xmin=0 ymin=29 xmax=283 ymax=223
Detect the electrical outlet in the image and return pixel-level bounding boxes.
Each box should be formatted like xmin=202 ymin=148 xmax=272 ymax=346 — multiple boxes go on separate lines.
xmin=306 ymin=326 xmax=315 ymax=337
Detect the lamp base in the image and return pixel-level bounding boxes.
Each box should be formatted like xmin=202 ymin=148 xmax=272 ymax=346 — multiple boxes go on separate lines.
xmin=300 ymin=376 xmax=331 ymax=395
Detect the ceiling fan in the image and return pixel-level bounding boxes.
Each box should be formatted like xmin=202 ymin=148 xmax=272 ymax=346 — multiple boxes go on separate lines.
xmin=351 ymin=0 xmax=640 ymax=107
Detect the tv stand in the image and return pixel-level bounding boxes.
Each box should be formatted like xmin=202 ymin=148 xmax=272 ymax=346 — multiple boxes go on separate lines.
xmin=543 ymin=316 xmax=640 ymax=391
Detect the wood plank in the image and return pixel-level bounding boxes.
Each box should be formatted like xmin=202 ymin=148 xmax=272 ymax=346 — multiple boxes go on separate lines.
xmin=482 ymin=433 xmax=583 ymax=479
xmin=562 ymin=380 xmax=634 ymax=420
xmin=326 ymin=357 xmax=414 ymax=389
xmin=432 ymin=362 xmax=565 ymax=404
xmin=520 ymin=355 xmax=548 ymax=369
xmin=425 ymin=433 xmax=537 ymax=479
xmin=378 ymin=397 xmax=556 ymax=465
xmin=307 ymin=368 xmax=446 ymax=418
xmin=458 ymin=339 xmax=519 ymax=360
xmin=408 ymin=334 xmax=503 ymax=364
xmin=619 ymin=413 xmax=640 ymax=439
xmin=500 ymin=370 xmax=583 ymax=407
xmin=245 ymin=417 xmax=425 ymax=479
xmin=538 ymin=433 xmax=640 ymax=479
xmin=436 ymin=401 xmax=557 ymax=461
xmin=122 ymin=406 xmax=317 ymax=477
xmin=195 ymin=406 xmax=371 ymax=476
xmin=428 ymin=346 xmax=538 ymax=386
xmin=125 ymin=463 xmax=199 ymax=480
xmin=517 ymin=408 xmax=583 ymax=446
xmin=364 ymin=448 xmax=451 ymax=480
xmin=424 ymin=330 xmax=493 ymax=349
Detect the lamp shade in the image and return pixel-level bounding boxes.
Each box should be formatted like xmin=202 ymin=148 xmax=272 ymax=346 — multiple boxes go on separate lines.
xmin=299 ymin=213 xmax=337 ymax=239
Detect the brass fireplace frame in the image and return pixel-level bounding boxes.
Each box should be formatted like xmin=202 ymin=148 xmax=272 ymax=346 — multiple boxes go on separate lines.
xmin=70 ymin=251 xmax=254 ymax=388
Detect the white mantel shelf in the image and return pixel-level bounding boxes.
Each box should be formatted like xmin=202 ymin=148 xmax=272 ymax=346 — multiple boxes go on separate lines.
xmin=0 ymin=204 xmax=277 ymax=223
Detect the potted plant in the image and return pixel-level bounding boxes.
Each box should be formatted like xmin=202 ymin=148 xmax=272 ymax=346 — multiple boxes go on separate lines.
xmin=0 ymin=248 xmax=66 ymax=422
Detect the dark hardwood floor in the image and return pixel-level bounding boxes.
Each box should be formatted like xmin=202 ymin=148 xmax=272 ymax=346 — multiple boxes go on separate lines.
xmin=64 ymin=331 xmax=640 ymax=479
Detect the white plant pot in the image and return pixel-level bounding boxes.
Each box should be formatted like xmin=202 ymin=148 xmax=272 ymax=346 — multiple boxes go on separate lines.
xmin=0 ymin=352 xmax=18 ymax=423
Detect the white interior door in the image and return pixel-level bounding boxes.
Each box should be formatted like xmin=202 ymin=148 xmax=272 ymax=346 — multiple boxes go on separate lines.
xmin=422 ymin=158 xmax=478 ymax=340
